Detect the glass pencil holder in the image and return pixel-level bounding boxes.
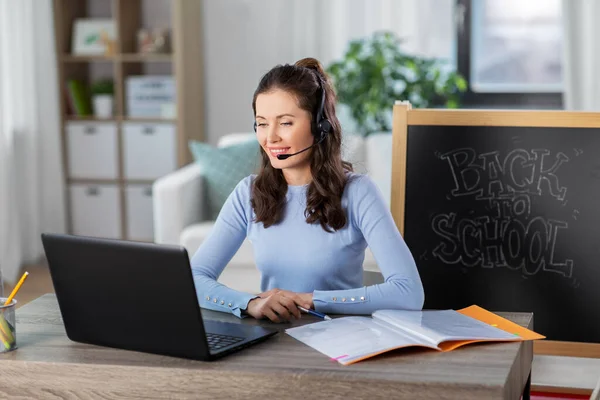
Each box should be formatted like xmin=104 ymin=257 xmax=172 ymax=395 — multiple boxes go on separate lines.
xmin=0 ymin=298 xmax=17 ymax=353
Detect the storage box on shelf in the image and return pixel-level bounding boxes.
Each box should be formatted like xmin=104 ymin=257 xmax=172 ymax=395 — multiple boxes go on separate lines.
xmin=125 ymin=184 xmax=155 ymax=241
xmin=125 ymin=75 xmax=176 ymax=118
xmin=66 ymin=122 xmax=119 ymax=179
xmin=122 ymin=122 xmax=177 ymax=180
xmin=69 ymin=184 xmax=121 ymax=239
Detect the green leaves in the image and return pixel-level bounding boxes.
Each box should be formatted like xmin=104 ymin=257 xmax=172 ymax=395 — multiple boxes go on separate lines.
xmin=326 ymin=31 xmax=467 ymax=136
xmin=90 ymin=79 xmax=114 ymax=96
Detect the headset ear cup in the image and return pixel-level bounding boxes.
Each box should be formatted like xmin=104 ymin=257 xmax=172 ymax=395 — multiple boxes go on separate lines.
xmin=318 ymin=119 xmax=332 ymax=136
xmin=312 ymin=120 xmax=322 ymax=140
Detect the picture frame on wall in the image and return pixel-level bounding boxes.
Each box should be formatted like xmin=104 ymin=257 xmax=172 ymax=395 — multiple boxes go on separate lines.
xmin=71 ymin=19 xmax=116 ymax=56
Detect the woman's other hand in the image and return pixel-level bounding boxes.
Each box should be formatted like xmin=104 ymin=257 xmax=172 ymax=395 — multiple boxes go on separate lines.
xmin=258 ymin=289 xmax=313 ymax=309
xmin=246 ymin=291 xmax=302 ymax=323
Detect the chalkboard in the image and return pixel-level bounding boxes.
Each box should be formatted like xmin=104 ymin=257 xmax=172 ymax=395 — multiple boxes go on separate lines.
xmin=390 ymin=105 xmax=600 ymax=345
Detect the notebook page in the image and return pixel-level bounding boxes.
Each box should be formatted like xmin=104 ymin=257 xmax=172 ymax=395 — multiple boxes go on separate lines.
xmin=285 ymin=316 xmax=439 ymax=365
xmin=372 ymin=309 xmax=519 ymax=345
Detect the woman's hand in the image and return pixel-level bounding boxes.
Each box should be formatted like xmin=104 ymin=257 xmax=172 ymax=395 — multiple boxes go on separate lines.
xmin=246 ymin=291 xmax=303 ymax=323
xmin=258 ymin=289 xmax=314 ymax=309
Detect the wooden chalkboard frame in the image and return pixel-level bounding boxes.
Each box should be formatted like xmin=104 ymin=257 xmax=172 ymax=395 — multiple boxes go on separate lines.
xmin=390 ymin=102 xmax=600 ymax=359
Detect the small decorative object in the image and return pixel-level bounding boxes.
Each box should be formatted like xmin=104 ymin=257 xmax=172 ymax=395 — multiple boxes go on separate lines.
xmin=72 ymin=19 xmax=116 ymax=56
xmin=90 ymin=79 xmax=114 ymax=119
xmin=137 ymin=28 xmax=171 ymax=54
xmin=137 ymin=29 xmax=153 ymax=53
xmin=100 ymin=30 xmax=116 ymax=56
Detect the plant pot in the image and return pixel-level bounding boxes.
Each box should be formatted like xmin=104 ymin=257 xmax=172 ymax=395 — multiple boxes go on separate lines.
xmin=93 ymin=95 xmax=113 ymax=119
xmin=341 ymin=132 xmax=367 ymax=173
xmin=365 ymin=132 xmax=393 ymax=206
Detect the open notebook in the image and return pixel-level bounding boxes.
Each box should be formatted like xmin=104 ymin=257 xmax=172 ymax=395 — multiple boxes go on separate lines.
xmin=286 ymin=305 xmax=545 ymax=365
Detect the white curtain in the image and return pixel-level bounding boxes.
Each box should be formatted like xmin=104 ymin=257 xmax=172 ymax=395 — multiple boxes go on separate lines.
xmin=0 ymin=0 xmax=65 ymax=285
xmin=562 ymin=0 xmax=600 ymax=110
xmin=291 ymin=0 xmax=455 ymax=67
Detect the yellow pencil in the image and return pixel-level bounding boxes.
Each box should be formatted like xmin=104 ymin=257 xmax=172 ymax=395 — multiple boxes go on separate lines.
xmin=5 ymin=271 xmax=29 ymax=306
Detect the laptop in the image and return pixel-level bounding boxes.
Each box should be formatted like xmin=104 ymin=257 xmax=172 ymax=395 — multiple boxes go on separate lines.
xmin=40 ymin=233 xmax=277 ymax=361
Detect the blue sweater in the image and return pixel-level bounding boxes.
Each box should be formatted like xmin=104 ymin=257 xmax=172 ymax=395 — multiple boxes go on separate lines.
xmin=190 ymin=173 xmax=424 ymax=318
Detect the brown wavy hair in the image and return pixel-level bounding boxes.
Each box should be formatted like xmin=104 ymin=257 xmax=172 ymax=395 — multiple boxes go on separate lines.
xmin=251 ymin=57 xmax=353 ymax=232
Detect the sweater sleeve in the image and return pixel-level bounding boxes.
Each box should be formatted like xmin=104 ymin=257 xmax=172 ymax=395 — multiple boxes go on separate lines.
xmin=312 ymin=175 xmax=425 ymax=314
xmin=190 ymin=176 xmax=258 ymax=318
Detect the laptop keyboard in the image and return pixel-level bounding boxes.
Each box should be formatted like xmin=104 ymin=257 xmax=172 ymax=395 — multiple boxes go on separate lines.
xmin=206 ymin=332 xmax=245 ymax=351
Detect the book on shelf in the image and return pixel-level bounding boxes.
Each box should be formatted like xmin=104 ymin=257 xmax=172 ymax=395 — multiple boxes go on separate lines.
xmin=286 ymin=305 xmax=545 ymax=365
xmin=66 ymin=79 xmax=92 ymax=116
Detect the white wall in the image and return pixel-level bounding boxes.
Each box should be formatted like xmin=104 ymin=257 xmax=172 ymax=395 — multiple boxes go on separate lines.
xmin=201 ymin=0 xmax=297 ymax=144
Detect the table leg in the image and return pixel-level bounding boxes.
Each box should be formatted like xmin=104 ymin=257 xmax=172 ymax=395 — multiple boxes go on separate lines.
xmin=522 ymin=371 xmax=531 ymax=400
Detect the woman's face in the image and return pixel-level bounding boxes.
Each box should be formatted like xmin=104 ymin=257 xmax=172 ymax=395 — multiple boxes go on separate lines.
xmin=255 ymin=88 xmax=314 ymax=171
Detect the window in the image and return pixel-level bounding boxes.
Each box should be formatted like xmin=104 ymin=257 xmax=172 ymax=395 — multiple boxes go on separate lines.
xmin=456 ymin=0 xmax=564 ymax=108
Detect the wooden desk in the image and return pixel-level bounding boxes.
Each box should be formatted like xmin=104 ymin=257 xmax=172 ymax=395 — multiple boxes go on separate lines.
xmin=0 ymin=294 xmax=534 ymax=399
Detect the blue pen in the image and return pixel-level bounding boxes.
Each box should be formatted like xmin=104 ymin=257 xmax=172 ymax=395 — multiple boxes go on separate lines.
xmin=298 ymin=306 xmax=332 ymax=321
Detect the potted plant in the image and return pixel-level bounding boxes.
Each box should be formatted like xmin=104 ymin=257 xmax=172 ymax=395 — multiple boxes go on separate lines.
xmin=90 ymin=78 xmax=114 ymax=119
xmin=327 ymin=31 xmax=467 ymax=197
xmin=327 ymin=30 xmax=468 ymax=137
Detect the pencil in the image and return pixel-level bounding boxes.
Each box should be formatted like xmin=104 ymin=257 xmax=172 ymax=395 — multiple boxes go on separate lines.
xmin=0 ymin=316 xmax=14 ymax=345
xmin=4 ymin=271 xmax=29 ymax=306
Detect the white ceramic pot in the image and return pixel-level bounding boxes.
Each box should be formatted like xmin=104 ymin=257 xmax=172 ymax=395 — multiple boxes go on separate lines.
xmin=341 ymin=132 xmax=367 ymax=173
xmin=365 ymin=132 xmax=393 ymax=206
xmin=93 ymin=95 xmax=113 ymax=119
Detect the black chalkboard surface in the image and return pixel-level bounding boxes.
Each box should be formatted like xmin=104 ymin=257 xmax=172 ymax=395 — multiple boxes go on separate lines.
xmin=402 ymin=124 xmax=600 ymax=343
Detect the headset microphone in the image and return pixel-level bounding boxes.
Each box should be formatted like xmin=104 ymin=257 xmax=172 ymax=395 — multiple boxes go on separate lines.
xmin=276 ymin=134 xmax=326 ymax=160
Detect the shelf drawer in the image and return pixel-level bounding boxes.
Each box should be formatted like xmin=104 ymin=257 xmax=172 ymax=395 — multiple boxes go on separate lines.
xmin=66 ymin=122 xmax=118 ymax=179
xmin=125 ymin=184 xmax=154 ymax=241
xmin=122 ymin=122 xmax=177 ymax=180
xmin=69 ymin=184 xmax=122 ymax=239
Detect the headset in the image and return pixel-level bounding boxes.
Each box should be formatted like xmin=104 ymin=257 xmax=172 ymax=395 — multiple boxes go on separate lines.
xmin=253 ymin=71 xmax=332 ymax=160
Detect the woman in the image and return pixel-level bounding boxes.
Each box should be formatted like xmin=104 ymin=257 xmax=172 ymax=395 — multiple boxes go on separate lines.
xmin=191 ymin=57 xmax=424 ymax=322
